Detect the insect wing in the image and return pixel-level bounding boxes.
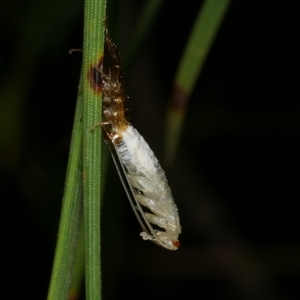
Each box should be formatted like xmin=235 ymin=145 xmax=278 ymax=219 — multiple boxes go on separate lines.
xmin=109 ymin=148 xmax=160 ymax=245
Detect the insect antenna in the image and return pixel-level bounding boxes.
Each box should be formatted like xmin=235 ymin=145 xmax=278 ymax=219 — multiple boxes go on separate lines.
xmin=110 ymin=149 xmax=165 ymax=246
xmin=110 ymin=150 xmax=150 ymax=234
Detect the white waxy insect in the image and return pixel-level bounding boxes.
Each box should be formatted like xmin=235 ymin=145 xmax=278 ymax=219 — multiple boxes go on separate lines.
xmin=99 ymin=31 xmax=181 ymax=250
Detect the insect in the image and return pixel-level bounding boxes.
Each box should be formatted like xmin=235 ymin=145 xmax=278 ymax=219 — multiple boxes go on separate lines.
xmin=99 ymin=30 xmax=181 ymax=250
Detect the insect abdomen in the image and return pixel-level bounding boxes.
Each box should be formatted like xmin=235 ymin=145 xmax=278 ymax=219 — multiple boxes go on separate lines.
xmin=114 ymin=125 xmax=181 ymax=249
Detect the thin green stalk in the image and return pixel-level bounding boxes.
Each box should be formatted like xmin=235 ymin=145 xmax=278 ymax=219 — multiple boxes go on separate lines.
xmin=175 ymin=0 xmax=231 ymax=95
xmin=165 ymin=0 xmax=231 ymax=164
xmin=47 ymin=80 xmax=84 ymax=300
xmin=68 ymin=213 xmax=85 ymax=300
xmin=82 ymin=0 xmax=106 ymax=299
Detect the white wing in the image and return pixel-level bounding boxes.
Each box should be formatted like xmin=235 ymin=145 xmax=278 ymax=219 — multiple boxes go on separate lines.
xmin=111 ymin=125 xmax=181 ymax=250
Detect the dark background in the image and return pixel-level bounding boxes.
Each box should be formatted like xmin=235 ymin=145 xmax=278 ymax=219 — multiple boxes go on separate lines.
xmin=0 ymin=0 xmax=299 ymax=299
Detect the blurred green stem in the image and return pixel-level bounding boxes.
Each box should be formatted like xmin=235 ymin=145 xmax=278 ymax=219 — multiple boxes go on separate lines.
xmin=47 ymin=79 xmax=83 ymax=300
xmin=165 ymin=0 xmax=231 ymax=164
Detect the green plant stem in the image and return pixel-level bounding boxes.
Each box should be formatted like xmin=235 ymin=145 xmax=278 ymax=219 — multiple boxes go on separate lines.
xmin=82 ymin=0 xmax=106 ymax=299
xmin=47 ymin=80 xmax=83 ymax=300
xmin=69 ymin=213 xmax=85 ymax=300
xmin=165 ymin=0 xmax=231 ymax=164
xmin=175 ymin=0 xmax=231 ymax=95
